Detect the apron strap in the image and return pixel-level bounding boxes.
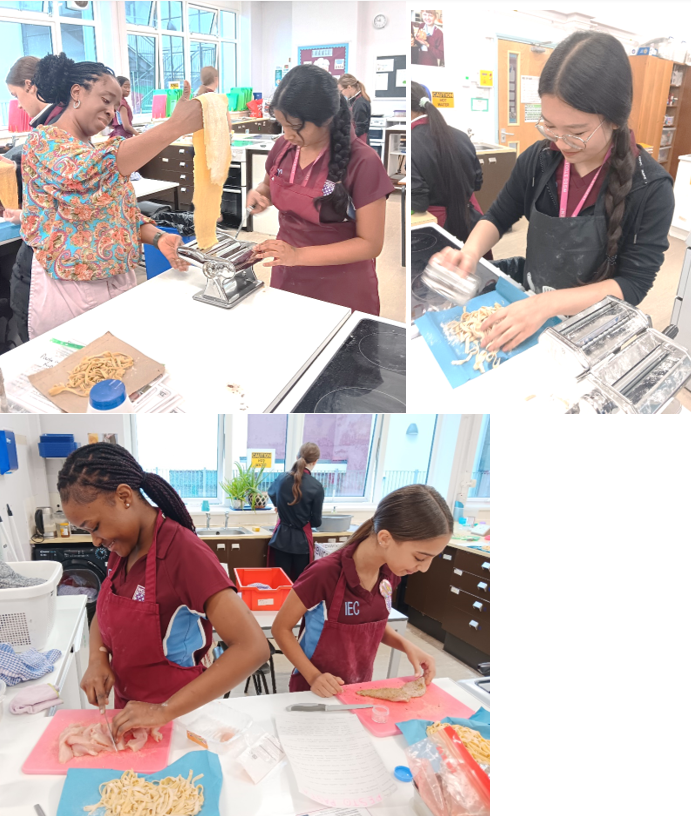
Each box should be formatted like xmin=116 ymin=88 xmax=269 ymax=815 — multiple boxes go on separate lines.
xmin=143 ymin=510 xmax=165 ymax=598
xmin=559 ymin=147 xmax=612 ymax=218
xmin=327 ymin=568 xmax=349 ymax=620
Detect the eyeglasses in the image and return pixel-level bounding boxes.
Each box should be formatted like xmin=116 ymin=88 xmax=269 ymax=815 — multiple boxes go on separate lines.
xmin=535 ymin=119 xmax=605 ymax=151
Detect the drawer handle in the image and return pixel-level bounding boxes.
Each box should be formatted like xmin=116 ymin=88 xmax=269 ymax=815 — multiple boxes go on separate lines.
xmin=162 ymin=157 xmax=169 ymax=162
xmin=217 ymin=543 xmax=225 ymax=550
xmin=231 ymin=543 xmax=240 ymax=549
xmin=180 ymin=162 xmax=186 ymax=167
xmin=453 ymin=568 xmax=463 ymax=576
xmin=181 ymin=187 xmax=187 ymax=192
xmin=479 ymin=158 xmax=485 ymax=164
xmin=469 ymin=620 xmax=480 ymax=630
xmin=442 ymin=554 xmax=453 ymax=561
xmin=180 ymin=174 xmax=186 ymax=179
xmin=482 ymin=562 xmax=490 ymax=572
xmin=450 ymin=586 xmax=460 ymax=595
xmin=473 ymin=600 xmax=483 ymax=612
xmin=179 ymin=148 xmax=185 ymax=153
xmin=489 ymin=157 xmax=497 ymax=163
xmin=477 ymin=581 xmax=488 ymax=592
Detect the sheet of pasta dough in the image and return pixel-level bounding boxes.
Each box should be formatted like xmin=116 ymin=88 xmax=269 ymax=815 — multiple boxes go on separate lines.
xmin=193 ymin=93 xmax=231 ymax=250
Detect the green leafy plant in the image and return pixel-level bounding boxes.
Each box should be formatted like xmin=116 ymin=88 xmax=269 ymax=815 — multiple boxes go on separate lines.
xmin=232 ymin=461 xmax=268 ymax=509
xmin=220 ymin=476 xmax=246 ymax=502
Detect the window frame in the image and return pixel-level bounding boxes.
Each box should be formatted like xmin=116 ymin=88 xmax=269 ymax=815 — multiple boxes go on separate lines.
xmin=445 ymin=415 xmax=491 ymax=514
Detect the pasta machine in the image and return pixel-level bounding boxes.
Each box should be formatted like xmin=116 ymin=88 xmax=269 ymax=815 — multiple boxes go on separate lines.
xmin=177 ymin=234 xmax=264 ymax=310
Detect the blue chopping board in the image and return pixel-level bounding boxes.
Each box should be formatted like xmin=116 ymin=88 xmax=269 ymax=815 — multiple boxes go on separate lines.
xmin=415 ymin=277 xmax=561 ymax=388
xmin=57 ymin=750 xmax=223 ymax=815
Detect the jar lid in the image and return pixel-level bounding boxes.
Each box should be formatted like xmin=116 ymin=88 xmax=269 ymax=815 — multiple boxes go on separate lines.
xmin=89 ymin=379 xmax=126 ymax=411
xmin=394 ymin=765 xmax=414 ymax=782
xmin=422 ymin=259 xmax=480 ymax=306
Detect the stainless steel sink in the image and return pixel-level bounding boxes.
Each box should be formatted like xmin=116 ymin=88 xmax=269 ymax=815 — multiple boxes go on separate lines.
xmin=473 ymin=142 xmax=502 ymax=151
xmin=198 ymin=527 xmax=250 ymax=537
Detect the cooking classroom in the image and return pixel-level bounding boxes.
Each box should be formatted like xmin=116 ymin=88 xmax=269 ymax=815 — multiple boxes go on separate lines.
xmin=0 ymin=413 xmax=491 ymax=815
xmin=409 ymin=4 xmax=691 ymax=415
xmin=0 ymin=1 xmax=407 ymax=414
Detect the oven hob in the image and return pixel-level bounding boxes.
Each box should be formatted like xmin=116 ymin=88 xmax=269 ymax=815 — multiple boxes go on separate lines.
xmin=292 ymin=319 xmax=406 ymax=413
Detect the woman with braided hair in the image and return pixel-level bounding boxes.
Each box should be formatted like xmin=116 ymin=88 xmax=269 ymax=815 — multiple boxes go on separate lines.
xmin=249 ymin=64 xmax=395 ymax=315
xmin=58 ymin=443 xmax=269 ymax=738
xmin=432 ymin=32 xmax=674 ymax=353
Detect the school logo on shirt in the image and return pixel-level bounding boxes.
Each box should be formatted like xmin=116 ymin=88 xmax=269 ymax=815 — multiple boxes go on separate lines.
xmin=132 ymin=585 xmax=146 ymax=602
xmin=344 ymin=601 xmax=360 ymax=616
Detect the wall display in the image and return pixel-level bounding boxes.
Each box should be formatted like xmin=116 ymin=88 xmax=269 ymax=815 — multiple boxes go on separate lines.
xmin=297 ymin=44 xmax=348 ymax=78
xmin=520 ymin=75 xmax=540 ymax=104
xmin=411 ymin=9 xmax=444 ymax=67
xmin=479 ymin=70 xmax=493 ymax=87
xmin=248 ymin=449 xmax=275 ymax=469
xmin=375 ymin=55 xmax=406 ymax=98
xmin=432 ymin=91 xmax=454 ymax=108
xmin=471 ymin=97 xmax=489 ymax=112
xmin=524 ymin=103 xmax=541 ymax=123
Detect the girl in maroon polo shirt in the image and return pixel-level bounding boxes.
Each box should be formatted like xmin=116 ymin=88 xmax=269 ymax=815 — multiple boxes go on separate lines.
xmin=272 ymin=485 xmax=453 ymax=698
xmin=59 ymin=443 xmax=269 ymax=739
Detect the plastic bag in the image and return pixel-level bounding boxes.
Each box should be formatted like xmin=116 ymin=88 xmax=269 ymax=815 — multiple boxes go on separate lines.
xmin=405 ymin=728 xmax=490 ymax=816
xmin=154 ymin=210 xmax=196 ymax=236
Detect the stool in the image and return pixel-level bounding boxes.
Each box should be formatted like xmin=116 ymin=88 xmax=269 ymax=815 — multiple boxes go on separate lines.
xmin=243 ymin=641 xmax=279 ymax=695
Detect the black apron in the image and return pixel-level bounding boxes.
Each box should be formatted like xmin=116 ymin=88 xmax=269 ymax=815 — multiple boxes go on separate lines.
xmin=523 ymin=161 xmax=608 ymax=294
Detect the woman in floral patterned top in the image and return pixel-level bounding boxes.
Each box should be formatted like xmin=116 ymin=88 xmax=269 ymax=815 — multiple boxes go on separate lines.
xmin=21 ymin=53 xmax=203 ymax=339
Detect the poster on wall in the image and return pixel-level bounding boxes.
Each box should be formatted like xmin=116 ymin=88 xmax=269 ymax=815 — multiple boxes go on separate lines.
xmin=521 ymin=75 xmax=540 ymax=104
xmin=432 ymin=91 xmax=454 ymax=108
xmin=411 ymin=9 xmax=444 ymax=67
xmin=524 ymin=103 xmax=541 ymax=123
xmin=297 ymin=44 xmax=348 ymax=78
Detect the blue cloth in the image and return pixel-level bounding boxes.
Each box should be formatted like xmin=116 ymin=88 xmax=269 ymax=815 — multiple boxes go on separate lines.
xmin=396 ymin=706 xmax=490 ymax=746
xmin=0 ymin=643 xmax=62 ymax=686
xmin=57 ymin=751 xmax=223 ymax=816
xmin=415 ymin=277 xmax=562 ymax=388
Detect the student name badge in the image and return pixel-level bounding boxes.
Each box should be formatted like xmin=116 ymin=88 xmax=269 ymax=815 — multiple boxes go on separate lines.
xmin=379 ymin=579 xmax=392 ymax=612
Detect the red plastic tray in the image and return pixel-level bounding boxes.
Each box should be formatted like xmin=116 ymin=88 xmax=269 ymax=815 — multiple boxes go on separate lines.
xmin=234 ymin=567 xmax=292 ymax=611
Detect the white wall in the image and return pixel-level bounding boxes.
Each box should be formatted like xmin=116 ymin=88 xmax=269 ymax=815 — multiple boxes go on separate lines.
xmin=355 ymin=1 xmax=407 ymax=116
xmin=258 ymin=0 xmax=293 ymax=97
xmin=0 ymin=416 xmax=50 ymax=560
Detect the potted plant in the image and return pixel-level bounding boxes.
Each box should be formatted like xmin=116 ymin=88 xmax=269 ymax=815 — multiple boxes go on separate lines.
xmin=220 ymin=476 xmax=246 ymax=510
xmin=233 ymin=461 xmax=269 ymax=510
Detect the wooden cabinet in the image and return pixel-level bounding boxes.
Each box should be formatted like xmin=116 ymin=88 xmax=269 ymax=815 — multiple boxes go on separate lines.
xmin=404 ymin=546 xmax=456 ymax=623
xmin=201 ymin=537 xmax=268 ymax=572
xmin=473 ymin=149 xmax=516 ymax=215
xmin=231 ymin=118 xmax=281 ymax=136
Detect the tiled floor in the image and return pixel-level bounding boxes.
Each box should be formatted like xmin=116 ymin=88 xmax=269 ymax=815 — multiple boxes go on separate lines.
xmin=227 ymin=623 xmax=481 ymax=699
xmin=137 ymin=192 xmax=405 ymax=323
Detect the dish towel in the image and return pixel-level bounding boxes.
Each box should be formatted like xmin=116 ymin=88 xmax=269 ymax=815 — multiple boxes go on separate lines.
xmin=396 ymin=707 xmax=491 ymax=746
xmin=0 ymin=643 xmax=62 ymax=686
xmin=0 ymin=562 xmax=45 ymax=589
xmin=9 ymin=682 xmax=63 ymax=714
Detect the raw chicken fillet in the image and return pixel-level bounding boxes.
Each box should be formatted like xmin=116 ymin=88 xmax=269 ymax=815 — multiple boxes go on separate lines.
xmin=58 ymin=723 xmax=162 ymax=763
xmin=355 ymin=677 xmax=427 ymax=703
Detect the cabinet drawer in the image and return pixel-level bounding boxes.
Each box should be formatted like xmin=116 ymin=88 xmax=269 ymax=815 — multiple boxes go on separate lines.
xmin=225 ymin=539 xmax=268 ymax=570
xmin=449 ymin=567 xmax=490 ymax=598
xmin=443 ymin=607 xmax=490 ymax=654
xmin=145 ymin=167 xmax=193 ymax=185
xmin=161 ymin=143 xmax=195 ymax=160
xmin=446 ymin=586 xmax=490 ymax=621
xmin=203 ymin=540 xmax=227 ymax=563
xmin=453 ymin=548 xmax=490 ymax=578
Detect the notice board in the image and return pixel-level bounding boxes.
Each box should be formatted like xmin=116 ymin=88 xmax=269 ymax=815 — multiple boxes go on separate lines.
xmin=375 ymin=54 xmax=406 ymax=98
xmin=297 ymin=44 xmax=348 ymax=78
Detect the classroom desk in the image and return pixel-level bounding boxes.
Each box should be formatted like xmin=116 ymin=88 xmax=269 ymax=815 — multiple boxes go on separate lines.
xmin=132 ymin=177 xmax=179 ymax=210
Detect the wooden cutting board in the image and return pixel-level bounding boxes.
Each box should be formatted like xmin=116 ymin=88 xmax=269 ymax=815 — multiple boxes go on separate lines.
xmin=337 ymin=676 xmax=476 ymax=738
xmin=22 ymin=709 xmax=173 ymax=775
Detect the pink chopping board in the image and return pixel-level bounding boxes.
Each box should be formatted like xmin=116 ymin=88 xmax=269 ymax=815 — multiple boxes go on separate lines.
xmin=22 ymin=709 xmax=173 ymax=775
xmin=337 ymin=676 xmax=476 ymax=738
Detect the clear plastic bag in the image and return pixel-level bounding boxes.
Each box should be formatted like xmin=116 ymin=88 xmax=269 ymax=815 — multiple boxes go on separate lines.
xmin=405 ymin=727 xmax=490 ymax=816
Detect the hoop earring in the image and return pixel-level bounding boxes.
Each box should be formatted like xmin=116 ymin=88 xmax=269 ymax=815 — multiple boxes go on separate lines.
xmin=73 ymin=99 xmax=81 ymax=109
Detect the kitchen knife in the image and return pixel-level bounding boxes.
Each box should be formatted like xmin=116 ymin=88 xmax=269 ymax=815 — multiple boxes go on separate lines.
xmin=101 ymin=708 xmax=119 ymax=752
xmin=285 ymin=703 xmax=375 ymax=712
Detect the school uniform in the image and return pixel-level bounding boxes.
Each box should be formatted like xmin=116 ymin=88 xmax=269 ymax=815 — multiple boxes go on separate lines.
xmin=347 ymin=92 xmax=371 ymax=143
xmin=265 ymin=132 xmax=394 ymax=315
xmin=412 ymin=24 xmax=444 ymax=66
xmin=267 ymin=469 xmax=324 ymax=582
xmin=98 ymin=511 xmax=234 ymax=708
xmin=287 ymin=540 xmax=400 ymax=691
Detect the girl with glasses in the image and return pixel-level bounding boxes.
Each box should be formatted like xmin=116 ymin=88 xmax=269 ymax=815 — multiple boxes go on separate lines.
xmin=432 ymin=32 xmax=674 ymax=353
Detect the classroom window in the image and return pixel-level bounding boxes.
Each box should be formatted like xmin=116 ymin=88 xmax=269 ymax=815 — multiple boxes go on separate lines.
xmin=468 ymin=416 xmax=490 ymax=499
xmin=135 ymin=415 xmax=223 ymax=501
xmin=188 ymin=3 xmax=216 ymax=35
xmin=60 ymin=22 xmax=96 ymax=62
xmin=160 ymin=0 xmax=183 ymax=31
xmin=127 ymin=33 xmax=157 ymax=114
xmin=379 ymin=414 xmax=437 ymax=497
xmin=220 ymin=9 xmax=235 ymax=39
xmin=57 ymin=0 xmax=92 ymax=20
xmin=0 ymin=1 xmax=51 ymax=11
xmin=125 ymin=1 xmax=156 ymax=27
xmin=190 ymin=39 xmax=217 ymax=92
xmin=219 ymin=40 xmax=236 ymax=91
xmin=0 ymin=20 xmax=53 ymax=129
xmin=162 ymin=34 xmax=185 ymax=87
xmin=230 ymin=415 xmax=288 ymax=496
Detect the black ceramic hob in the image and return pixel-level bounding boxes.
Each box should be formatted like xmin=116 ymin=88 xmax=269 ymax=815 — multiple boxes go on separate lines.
xmin=292 ymin=319 xmax=406 ymax=413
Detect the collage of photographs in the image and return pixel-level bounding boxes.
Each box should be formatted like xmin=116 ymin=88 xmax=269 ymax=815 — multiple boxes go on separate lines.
xmin=0 ymin=2 xmax=690 ymax=815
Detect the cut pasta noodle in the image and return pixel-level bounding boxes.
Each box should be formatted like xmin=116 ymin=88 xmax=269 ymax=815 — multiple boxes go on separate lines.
xmin=426 ymin=722 xmax=490 ymax=766
xmin=49 ymin=351 xmax=134 ymax=397
xmin=0 ymin=157 xmax=19 ymax=211
xmin=443 ymin=304 xmax=503 ymax=373
xmin=84 ymin=769 xmax=204 ymax=816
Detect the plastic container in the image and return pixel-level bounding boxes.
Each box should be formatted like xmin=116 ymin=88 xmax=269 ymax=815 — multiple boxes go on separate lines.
xmin=372 ymin=705 xmax=389 ymax=724
xmin=314 ymin=540 xmax=343 ymax=560
xmin=37 ymin=433 xmax=78 ymax=458
xmin=177 ymin=701 xmax=252 ymax=755
xmin=234 ymin=567 xmax=292 ymax=610
xmin=422 ymin=259 xmax=480 ymax=307
xmin=87 ymin=380 xmax=134 ymax=413
xmin=0 ymin=561 xmax=63 ymax=652
xmin=659 ymin=145 xmax=671 ymax=164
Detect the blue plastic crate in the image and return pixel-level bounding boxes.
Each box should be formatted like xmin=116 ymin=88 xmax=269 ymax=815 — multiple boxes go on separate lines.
xmin=143 ymin=227 xmax=195 ymax=279
xmin=0 ymin=430 xmax=18 ymax=475
xmin=38 ymin=434 xmax=79 ymax=459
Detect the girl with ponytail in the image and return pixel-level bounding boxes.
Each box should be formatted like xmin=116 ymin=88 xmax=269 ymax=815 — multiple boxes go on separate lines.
xmin=272 ymin=484 xmax=453 ymax=697
xmin=432 ymin=31 xmax=674 ymax=353
xmin=248 ymin=64 xmax=395 ymax=315
xmin=338 ymin=73 xmax=372 ymax=143
xmin=267 ymin=442 xmax=324 ymax=582
xmin=59 ymin=443 xmax=268 ymax=738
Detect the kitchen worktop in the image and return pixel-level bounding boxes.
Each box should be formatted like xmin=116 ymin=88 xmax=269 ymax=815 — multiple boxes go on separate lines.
xmin=473 ymin=142 xmax=516 ymax=154
xmin=0 ymin=677 xmax=480 ymax=816
xmin=52 ymin=526 xmax=356 ymax=544
xmin=448 ymin=539 xmax=491 ymax=556
xmin=0 ymin=263 xmax=351 ymax=413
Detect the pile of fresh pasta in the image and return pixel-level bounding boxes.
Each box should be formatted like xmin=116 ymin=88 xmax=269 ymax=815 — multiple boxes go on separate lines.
xmin=426 ymin=722 xmax=490 ymax=766
xmin=84 ymin=769 xmax=204 ymax=816
xmin=49 ymin=351 xmax=134 ymax=397
xmin=442 ymin=304 xmax=503 ymax=373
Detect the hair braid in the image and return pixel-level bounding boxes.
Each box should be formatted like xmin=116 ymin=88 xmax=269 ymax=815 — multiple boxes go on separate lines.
xmin=58 ymin=443 xmax=195 ymax=531
xmin=314 ymin=93 xmax=352 ymax=220
xmin=33 ymin=52 xmax=114 ymax=106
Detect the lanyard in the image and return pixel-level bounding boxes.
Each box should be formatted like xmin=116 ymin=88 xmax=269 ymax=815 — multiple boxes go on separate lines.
xmin=289 ymin=145 xmax=328 ymax=186
xmin=559 ymin=147 xmax=611 ymax=218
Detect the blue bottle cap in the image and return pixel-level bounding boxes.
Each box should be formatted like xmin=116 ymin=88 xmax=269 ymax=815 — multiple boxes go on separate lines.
xmin=89 ymin=379 xmax=126 ymax=411
xmin=394 ymin=765 xmax=413 ymax=782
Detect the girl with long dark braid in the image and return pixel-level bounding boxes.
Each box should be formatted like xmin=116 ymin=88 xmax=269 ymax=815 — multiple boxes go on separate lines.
xmin=58 ymin=443 xmax=269 ymax=739
xmin=249 ymin=64 xmax=395 ymax=315
xmin=433 ymin=32 xmax=674 ymax=353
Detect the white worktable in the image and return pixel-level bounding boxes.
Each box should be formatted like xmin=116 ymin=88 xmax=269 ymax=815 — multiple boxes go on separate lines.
xmin=131 ymin=177 xmax=179 ymax=200
xmin=0 ymin=677 xmax=480 ymax=816
xmin=0 ymin=264 xmax=351 ymax=413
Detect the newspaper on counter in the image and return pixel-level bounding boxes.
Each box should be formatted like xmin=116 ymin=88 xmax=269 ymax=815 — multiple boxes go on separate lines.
xmin=274 ymin=713 xmax=397 ymax=809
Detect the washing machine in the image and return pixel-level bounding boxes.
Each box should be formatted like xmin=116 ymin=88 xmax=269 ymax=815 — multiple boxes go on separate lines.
xmin=32 ymin=541 xmax=109 ymax=623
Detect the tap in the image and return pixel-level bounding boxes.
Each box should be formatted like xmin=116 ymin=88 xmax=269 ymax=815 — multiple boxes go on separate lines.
xmin=467 ymin=127 xmax=474 ymax=139
xmin=224 ymin=511 xmax=230 ymax=527
xmin=205 ymin=512 xmax=211 ymax=529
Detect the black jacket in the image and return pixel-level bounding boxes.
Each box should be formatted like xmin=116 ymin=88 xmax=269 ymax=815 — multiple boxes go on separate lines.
xmin=349 ymin=94 xmax=371 ymax=140
xmin=411 ymin=121 xmax=483 ymax=240
xmin=482 ymin=140 xmax=675 ymax=306
xmin=268 ymin=470 xmax=324 ymax=555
